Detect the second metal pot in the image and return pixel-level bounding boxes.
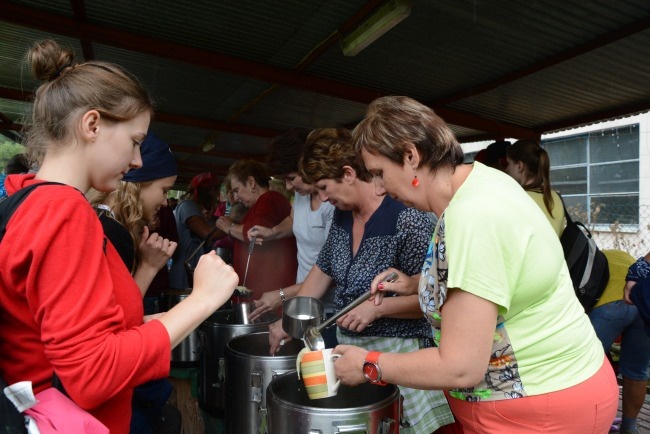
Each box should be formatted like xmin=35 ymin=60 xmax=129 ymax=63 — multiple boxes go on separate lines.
xmin=198 ymin=309 xmax=278 ymax=416
xmin=160 ymin=289 xmax=201 ymax=367
xmin=224 ymin=332 xmax=303 ymax=434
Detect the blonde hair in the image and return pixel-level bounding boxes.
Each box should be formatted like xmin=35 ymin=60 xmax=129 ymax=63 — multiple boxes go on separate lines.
xmin=24 ymin=39 xmax=153 ymax=164
xmin=88 ymin=181 xmax=151 ymax=273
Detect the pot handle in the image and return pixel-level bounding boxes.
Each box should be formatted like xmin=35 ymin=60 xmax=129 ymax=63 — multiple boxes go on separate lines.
xmin=251 ymin=372 xmax=263 ymax=403
xmin=211 ymin=358 xmax=225 ymax=388
xmin=193 ymin=329 xmax=204 ymax=357
xmin=380 ymin=418 xmax=396 ymax=434
xmin=399 ymin=394 xmax=405 ymax=428
xmin=335 ymin=424 xmax=367 ymax=433
xmin=271 ymin=369 xmax=293 ymax=378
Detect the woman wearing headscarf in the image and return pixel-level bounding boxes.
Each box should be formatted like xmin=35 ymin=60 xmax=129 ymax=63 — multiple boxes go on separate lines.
xmin=89 ymin=132 xmax=181 ymax=433
xmin=90 ymin=133 xmax=178 ymax=300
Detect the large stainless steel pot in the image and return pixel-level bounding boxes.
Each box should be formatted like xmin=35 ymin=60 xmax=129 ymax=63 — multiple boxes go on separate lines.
xmin=198 ymin=309 xmax=278 ymax=416
xmin=160 ymin=289 xmax=200 ymax=367
xmin=225 ymin=332 xmax=303 ymax=434
xmin=267 ymin=371 xmax=401 ymax=434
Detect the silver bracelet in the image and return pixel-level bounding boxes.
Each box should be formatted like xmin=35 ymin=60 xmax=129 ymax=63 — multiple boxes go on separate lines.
xmin=279 ymin=288 xmax=286 ymax=302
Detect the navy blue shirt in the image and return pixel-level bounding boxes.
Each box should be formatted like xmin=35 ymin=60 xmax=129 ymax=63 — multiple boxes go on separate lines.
xmin=316 ymin=196 xmax=434 ymax=339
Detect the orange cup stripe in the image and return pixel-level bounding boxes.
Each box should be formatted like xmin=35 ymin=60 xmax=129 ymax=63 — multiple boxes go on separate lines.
xmin=302 ymin=352 xmax=325 ymax=363
xmin=302 ymin=375 xmax=328 ymax=386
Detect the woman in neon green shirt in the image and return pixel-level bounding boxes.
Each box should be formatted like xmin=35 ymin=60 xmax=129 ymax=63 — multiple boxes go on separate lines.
xmin=332 ymin=95 xmax=618 ymax=434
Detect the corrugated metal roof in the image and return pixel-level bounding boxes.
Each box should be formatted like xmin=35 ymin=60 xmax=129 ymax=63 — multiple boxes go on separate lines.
xmin=2 ymin=0 xmax=650 ymax=187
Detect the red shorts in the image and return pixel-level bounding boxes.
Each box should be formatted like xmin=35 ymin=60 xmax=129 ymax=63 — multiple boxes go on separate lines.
xmin=447 ymin=356 xmax=618 ymax=434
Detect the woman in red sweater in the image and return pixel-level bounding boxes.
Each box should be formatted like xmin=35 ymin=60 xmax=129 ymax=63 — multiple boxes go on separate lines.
xmin=0 ymin=39 xmax=237 ymax=434
xmin=216 ymin=160 xmax=298 ymax=302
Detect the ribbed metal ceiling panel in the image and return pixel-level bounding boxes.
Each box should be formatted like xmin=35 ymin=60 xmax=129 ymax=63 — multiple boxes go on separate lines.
xmin=0 ymin=22 xmax=83 ymax=92
xmin=236 ymin=87 xmax=367 ymax=131
xmin=448 ymin=30 xmax=650 ymax=129
xmin=307 ymin=0 xmax=650 ymax=103
xmin=91 ymin=44 xmax=271 ymax=120
xmin=2 ymin=0 xmax=650 ymax=185
xmin=83 ymin=0 xmax=365 ymax=68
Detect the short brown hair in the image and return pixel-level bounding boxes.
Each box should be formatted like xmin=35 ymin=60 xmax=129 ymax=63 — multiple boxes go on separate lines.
xmin=266 ymin=128 xmax=311 ymax=176
xmin=299 ymin=128 xmax=370 ymax=184
xmin=228 ymin=160 xmax=270 ymax=189
xmin=353 ymin=96 xmax=463 ymax=174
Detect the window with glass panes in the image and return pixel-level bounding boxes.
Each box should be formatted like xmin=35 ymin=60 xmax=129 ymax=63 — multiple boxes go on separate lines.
xmin=543 ymin=124 xmax=639 ymax=228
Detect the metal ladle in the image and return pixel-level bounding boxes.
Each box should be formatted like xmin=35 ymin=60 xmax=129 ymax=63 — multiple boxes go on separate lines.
xmin=303 ymin=272 xmax=398 ymax=350
xmin=241 ymin=236 xmax=256 ymax=288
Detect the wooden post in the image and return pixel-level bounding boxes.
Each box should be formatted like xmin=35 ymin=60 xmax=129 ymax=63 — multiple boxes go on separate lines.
xmin=168 ymin=369 xmax=205 ymax=434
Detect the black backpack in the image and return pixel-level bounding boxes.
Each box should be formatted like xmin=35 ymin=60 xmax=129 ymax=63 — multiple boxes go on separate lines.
xmin=558 ymin=195 xmax=609 ymax=312
xmin=0 ymin=182 xmax=62 ymax=434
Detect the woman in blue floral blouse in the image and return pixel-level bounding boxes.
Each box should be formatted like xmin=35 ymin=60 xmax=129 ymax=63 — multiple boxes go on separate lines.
xmin=267 ymin=127 xmax=455 ymax=433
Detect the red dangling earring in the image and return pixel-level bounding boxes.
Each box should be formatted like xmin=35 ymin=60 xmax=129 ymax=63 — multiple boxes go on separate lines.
xmin=411 ymin=174 xmax=420 ymax=188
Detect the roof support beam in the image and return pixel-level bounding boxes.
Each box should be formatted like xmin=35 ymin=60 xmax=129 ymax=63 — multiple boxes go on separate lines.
xmin=69 ymin=0 xmax=95 ymax=60
xmin=540 ymin=100 xmax=650 ymax=134
xmin=0 ymin=0 xmax=537 ymax=138
xmin=171 ymin=144 xmax=265 ymax=162
xmin=435 ymin=15 xmax=650 ymax=106
xmin=155 ymin=112 xmax=279 ymax=138
xmin=0 ymin=86 xmax=280 ymax=138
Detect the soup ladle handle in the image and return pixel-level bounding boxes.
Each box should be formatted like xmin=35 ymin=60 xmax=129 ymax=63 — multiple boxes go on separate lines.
xmin=316 ymin=271 xmax=398 ymax=333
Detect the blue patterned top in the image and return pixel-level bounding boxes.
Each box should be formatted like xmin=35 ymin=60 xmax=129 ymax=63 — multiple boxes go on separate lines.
xmin=0 ymin=174 xmax=7 ymax=199
xmin=627 ymin=256 xmax=650 ymax=282
xmin=316 ymin=195 xmax=434 ymax=339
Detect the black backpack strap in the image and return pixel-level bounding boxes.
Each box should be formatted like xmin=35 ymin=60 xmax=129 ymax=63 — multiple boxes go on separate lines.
xmin=557 ymin=192 xmax=594 ymax=236
xmin=0 ymin=182 xmax=69 ymax=399
xmin=556 ymin=192 xmax=575 ymax=225
xmin=0 ymin=182 xmax=63 ymax=242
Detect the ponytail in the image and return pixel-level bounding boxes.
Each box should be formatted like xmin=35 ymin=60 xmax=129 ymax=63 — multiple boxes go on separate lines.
xmin=507 ymin=140 xmax=556 ymax=216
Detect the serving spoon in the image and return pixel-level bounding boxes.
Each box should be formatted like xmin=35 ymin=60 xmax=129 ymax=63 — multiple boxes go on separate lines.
xmin=303 ymin=272 xmax=398 ymax=350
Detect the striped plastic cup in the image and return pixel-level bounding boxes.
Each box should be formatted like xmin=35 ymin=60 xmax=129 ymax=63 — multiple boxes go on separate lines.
xmin=298 ymin=348 xmax=341 ymax=400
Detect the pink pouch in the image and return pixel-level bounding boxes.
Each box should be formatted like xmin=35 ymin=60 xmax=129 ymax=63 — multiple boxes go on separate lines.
xmin=24 ymin=388 xmax=108 ymax=434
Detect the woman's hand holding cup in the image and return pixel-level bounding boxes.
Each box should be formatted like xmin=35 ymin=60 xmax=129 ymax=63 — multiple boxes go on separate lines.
xmin=297 ymin=348 xmax=341 ymax=400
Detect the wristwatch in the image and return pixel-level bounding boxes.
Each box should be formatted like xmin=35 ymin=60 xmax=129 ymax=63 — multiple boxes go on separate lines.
xmin=278 ymin=288 xmax=286 ymax=302
xmin=363 ymin=351 xmax=387 ymax=385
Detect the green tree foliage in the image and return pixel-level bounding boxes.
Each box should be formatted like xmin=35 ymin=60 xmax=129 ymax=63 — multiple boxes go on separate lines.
xmin=0 ymin=137 xmax=26 ymax=174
